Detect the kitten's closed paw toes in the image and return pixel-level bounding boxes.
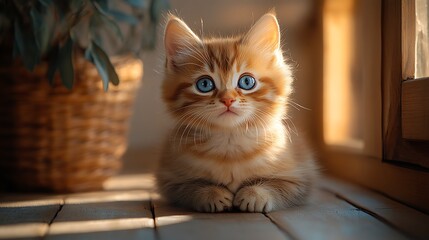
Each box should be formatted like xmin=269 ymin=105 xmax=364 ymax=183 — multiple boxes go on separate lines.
xmin=195 ymin=185 xmax=233 ymax=213
xmin=234 ymin=186 xmax=274 ymax=213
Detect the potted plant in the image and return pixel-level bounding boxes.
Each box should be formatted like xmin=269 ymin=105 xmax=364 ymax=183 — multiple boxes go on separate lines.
xmin=0 ymin=0 xmax=168 ymax=192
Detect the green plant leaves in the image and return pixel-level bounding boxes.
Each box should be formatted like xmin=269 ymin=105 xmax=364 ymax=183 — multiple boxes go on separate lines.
xmin=108 ymin=9 xmax=138 ymax=24
xmin=30 ymin=2 xmax=54 ymax=55
xmin=13 ymin=0 xmax=55 ymax=71
xmin=5 ymin=0 xmax=169 ymax=91
xmin=125 ymin=0 xmax=146 ymax=8
xmin=94 ymin=0 xmax=138 ymax=25
xmin=47 ymin=36 xmax=76 ymax=90
xmin=58 ymin=37 xmax=74 ymax=90
xmin=86 ymin=41 xmax=119 ymax=91
xmin=92 ymin=1 xmax=124 ymax=43
xmin=94 ymin=0 xmax=109 ymax=10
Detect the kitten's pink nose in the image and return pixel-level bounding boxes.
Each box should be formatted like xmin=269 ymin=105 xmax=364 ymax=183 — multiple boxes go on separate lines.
xmin=220 ymin=98 xmax=236 ymax=107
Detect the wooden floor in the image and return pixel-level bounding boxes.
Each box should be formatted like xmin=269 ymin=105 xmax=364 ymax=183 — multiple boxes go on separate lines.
xmin=1 ymin=149 xmax=428 ymax=240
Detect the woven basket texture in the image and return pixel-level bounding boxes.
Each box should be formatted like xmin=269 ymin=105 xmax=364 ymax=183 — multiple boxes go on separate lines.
xmin=0 ymin=55 xmax=143 ymax=192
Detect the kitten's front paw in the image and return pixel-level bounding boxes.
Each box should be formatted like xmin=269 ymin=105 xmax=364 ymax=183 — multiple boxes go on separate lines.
xmin=194 ymin=185 xmax=234 ymax=213
xmin=233 ymin=186 xmax=274 ymax=213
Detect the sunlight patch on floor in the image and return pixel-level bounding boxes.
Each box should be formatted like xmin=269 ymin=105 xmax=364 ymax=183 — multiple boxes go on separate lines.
xmin=0 ymin=223 xmax=47 ymax=239
xmin=65 ymin=190 xmax=151 ymax=204
xmin=48 ymin=218 xmax=154 ymax=235
xmin=0 ymin=198 xmax=63 ymax=208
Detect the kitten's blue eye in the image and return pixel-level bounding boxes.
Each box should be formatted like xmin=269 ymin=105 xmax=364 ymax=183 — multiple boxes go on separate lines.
xmin=238 ymin=75 xmax=256 ymax=90
xmin=196 ymin=77 xmax=215 ymax=93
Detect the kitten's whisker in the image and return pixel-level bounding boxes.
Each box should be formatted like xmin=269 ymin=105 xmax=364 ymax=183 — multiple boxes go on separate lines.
xmin=287 ymin=103 xmax=301 ymax=111
xmin=199 ymin=113 xmax=213 ymax=144
xmin=184 ymin=108 xmax=211 ymax=146
xmin=287 ymin=100 xmax=311 ymax=111
xmin=253 ymin=108 xmax=276 ymax=118
xmin=180 ymin=113 xmax=203 ymax=146
xmin=179 ymin=117 xmax=195 ymax=146
xmin=285 ymin=117 xmax=298 ymax=136
xmin=174 ymin=110 xmax=200 ymax=143
xmin=281 ymin=116 xmax=295 ymax=143
xmin=284 ymin=123 xmax=293 ymax=143
xmin=174 ymin=110 xmax=204 ymax=143
xmin=255 ymin=114 xmax=273 ymax=142
xmin=246 ymin=115 xmax=260 ymax=145
xmin=253 ymin=112 xmax=271 ymax=141
xmin=253 ymin=107 xmax=296 ymax=140
xmin=250 ymin=114 xmax=266 ymax=139
xmin=191 ymin=114 xmax=207 ymax=145
xmin=173 ymin=113 xmax=192 ymax=139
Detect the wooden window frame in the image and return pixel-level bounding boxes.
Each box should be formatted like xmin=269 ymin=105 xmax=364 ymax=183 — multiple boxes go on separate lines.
xmin=321 ymin=0 xmax=429 ymax=214
xmin=382 ymin=0 xmax=429 ymax=168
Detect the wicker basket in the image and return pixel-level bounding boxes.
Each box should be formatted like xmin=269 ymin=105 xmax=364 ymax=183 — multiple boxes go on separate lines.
xmin=0 ymin=55 xmax=143 ymax=192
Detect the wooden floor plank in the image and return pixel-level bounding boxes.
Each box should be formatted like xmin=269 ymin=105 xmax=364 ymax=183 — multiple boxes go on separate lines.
xmin=267 ymin=188 xmax=408 ymax=240
xmin=154 ymin=200 xmax=289 ymax=240
xmin=46 ymin=191 xmax=155 ymax=240
xmin=320 ymin=176 xmax=429 ymax=240
xmin=0 ymin=195 xmax=63 ymax=239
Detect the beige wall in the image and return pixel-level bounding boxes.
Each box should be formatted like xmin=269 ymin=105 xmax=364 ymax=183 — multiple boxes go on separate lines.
xmin=127 ymin=0 xmax=321 ymax=150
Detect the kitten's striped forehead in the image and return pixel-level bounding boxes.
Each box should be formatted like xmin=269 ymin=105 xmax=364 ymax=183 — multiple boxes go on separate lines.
xmin=205 ymin=39 xmax=240 ymax=75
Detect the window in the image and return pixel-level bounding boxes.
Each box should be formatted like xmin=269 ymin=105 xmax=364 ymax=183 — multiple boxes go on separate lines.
xmin=323 ymin=0 xmax=381 ymax=157
xmin=320 ymin=0 xmax=429 ymax=213
xmin=383 ymin=0 xmax=429 ymax=168
xmin=415 ymin=0 xmax=429 ymax=78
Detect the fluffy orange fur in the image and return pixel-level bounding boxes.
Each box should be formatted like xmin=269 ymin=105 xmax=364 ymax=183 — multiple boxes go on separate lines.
xmin=156 ymin=12 xmax=318 ymax=213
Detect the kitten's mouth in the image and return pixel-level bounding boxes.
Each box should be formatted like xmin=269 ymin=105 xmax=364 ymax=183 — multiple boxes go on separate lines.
xmin=219 ymin=109 xmax=239 ymax=117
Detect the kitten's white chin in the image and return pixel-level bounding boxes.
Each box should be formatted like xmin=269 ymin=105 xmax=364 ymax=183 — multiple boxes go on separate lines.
xmin=214 ymin=111 xmax=245 ymax=128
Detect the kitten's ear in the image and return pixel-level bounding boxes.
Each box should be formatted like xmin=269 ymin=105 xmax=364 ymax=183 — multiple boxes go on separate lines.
xmin=164 ymin=15 xmax=201 ymax=59
xmin=243 ymin=13 xmax=280 ymax=52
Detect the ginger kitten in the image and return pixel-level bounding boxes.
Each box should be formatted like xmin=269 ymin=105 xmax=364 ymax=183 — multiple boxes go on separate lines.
xmin=156 ymin=12 xmax=318 ymax=213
